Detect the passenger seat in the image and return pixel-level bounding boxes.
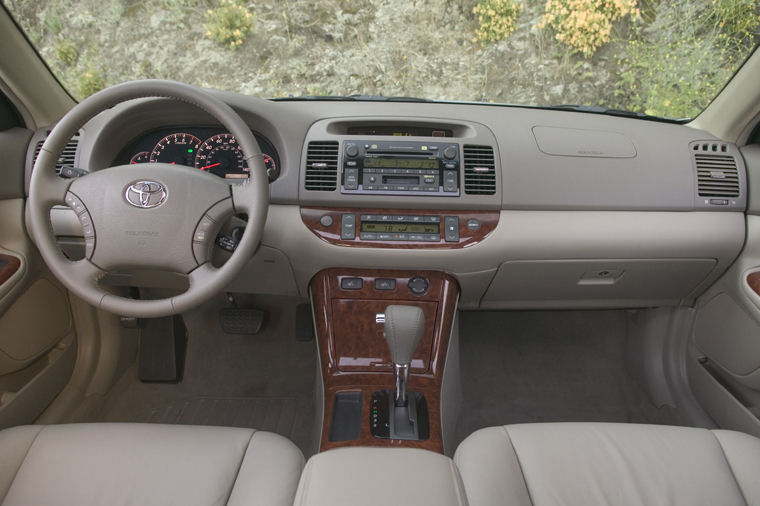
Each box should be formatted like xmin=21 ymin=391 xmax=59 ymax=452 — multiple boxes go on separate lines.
xmin=0 ymin=423 xmax=304 ymax=506
xmin=455 ymin=422 xmax=760 ymax=506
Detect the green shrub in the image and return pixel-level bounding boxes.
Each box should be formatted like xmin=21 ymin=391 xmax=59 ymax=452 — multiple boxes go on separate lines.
xmin=55 ymin=40 xmax=78 ymax=65
xmin=77 ymin=70 xmax=105 ymax=98
xmin=538 ymin=0 xmax=639 ymax=56
xmin=205 ymin=0 xmax=255 ymax=50
xmin=614 ymin=0 xmax=757 ymax=118
xmin=473 ymin=0 xmax=523 ymax=43
xmin=711 ymin=0 xmax=759 ymax=38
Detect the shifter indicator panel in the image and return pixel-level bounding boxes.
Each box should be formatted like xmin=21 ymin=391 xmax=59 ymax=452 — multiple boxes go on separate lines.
xmin=370 ymin=391 xmax=390 ymax=438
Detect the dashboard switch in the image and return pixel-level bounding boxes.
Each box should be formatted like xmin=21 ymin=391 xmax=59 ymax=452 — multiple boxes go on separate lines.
xmin=341 ymin=277 xmax=363 ymax=290
xmin=408 ymin=276 xmax=429 ymax=296
xmin=340 ymin=214 xmax=356 ymax=240
xmin=444 ymin=216 xmax=459 ymax=242
xmin=375 ymin=278 xmax=396 ymax=291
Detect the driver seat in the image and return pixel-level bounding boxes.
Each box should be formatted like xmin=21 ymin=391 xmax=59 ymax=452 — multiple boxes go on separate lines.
xmin=0 ymin=423 xmax=304 ymax=506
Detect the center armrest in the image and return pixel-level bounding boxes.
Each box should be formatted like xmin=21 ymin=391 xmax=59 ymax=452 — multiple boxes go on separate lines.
xmin=293 ymin=447 xmax=467 ymax=506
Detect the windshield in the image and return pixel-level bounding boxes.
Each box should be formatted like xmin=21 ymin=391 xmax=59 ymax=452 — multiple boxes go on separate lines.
xmin=3 ymin=0 xmax=758 ymax=119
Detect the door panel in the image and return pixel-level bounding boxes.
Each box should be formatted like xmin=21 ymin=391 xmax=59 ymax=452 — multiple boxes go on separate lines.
xmin=0 ymin=124 xmax=76 ymax=428
xmin=689 ymin=145 xmax=760 ymax=436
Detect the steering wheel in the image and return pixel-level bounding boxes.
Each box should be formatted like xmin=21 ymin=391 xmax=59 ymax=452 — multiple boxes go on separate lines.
xmin=28 ymin=80 xmax=269 ymax=318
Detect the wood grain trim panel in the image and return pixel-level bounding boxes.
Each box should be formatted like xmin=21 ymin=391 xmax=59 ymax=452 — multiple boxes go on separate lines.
xmin=747 ymin=272 xmax=760 ymax=297
xmin=301 ymin=207 xmax=498 ymax=249
xmin=311 ymin=268 xmax=458 ymax=453
xmin=0 ymin=254 xmax=22 ymax=287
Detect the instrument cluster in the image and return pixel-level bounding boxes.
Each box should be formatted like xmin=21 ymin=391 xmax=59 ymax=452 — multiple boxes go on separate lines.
xmin=121 ymin=127 xmax=280 ymax=182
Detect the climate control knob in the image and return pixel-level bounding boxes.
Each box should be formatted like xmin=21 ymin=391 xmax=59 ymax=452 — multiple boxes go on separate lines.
xmin=408 ymin=276 xmax=429 ymax=296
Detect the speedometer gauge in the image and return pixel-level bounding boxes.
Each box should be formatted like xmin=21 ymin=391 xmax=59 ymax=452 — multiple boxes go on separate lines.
xmin=149 ymin=133 xmax=201 ymax=166
xmin=195 ymin=134 xmax=248 ymax=179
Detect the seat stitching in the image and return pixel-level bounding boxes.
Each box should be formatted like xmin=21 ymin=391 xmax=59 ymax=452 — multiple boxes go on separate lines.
xmin=0 ymin=425 xmax=46 ymax=505
xmin=223 ymin=429 xmax=257 ymax=506
xmin=501 ymin=426 xmax=535 ymax=506
xmin=710 ymin=430 xmax=750 ymax=506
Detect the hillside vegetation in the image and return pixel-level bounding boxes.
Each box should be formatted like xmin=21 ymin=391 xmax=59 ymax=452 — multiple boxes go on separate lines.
xmin=5 ymin=0 xmax=759 ymax=118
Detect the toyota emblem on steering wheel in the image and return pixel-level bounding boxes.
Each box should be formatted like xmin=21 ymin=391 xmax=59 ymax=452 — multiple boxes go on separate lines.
xmin=125 ymin=181 xmax=167 ymax=209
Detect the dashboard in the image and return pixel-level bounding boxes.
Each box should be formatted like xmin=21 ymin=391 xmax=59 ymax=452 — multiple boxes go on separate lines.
xmin=30 ymin=93 xmax=750 ymax=310
xmin=113 ymin=126 xmax=280 ymax=182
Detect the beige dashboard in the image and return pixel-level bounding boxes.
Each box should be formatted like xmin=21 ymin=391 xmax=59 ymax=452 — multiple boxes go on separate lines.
xmin=32 ymin=94 xmax=747 ymax=310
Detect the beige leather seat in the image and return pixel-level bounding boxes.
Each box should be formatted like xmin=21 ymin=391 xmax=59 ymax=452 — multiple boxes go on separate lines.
xmin=455 ymin=423 xmax=760 ymax=506
xmin=0 ymin=423 xmax=304 ymax=506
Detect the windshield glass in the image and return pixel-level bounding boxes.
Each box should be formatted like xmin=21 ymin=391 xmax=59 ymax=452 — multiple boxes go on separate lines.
xmin=3 ymin=0 xmax=758 ymax=119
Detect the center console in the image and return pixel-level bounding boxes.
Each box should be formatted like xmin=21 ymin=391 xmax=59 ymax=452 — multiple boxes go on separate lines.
xmin=310 ymin=268 xmax=459 ymax=454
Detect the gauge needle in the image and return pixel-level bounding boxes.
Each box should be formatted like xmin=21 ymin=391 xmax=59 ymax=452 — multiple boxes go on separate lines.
xmin=198 ymin=162 xmax=221 ymax=170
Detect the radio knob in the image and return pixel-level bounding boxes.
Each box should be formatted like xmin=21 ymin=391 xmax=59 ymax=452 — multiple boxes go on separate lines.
xmin=443 ymin=146 xmax=458 ymax=160
xmin=345 ymin=144 xmax=359 ymax=158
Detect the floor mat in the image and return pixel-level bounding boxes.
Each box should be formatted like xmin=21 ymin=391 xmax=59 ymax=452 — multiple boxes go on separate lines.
xmin=83 ymin=294 xmax=318 ymax=456
xmin=455 ymin=310 xmax=682 ymax=446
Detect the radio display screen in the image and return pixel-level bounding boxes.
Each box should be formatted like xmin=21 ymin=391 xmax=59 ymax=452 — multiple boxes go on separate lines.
xmin=364 ymin=158 xmax=438 ymax=169
xmin=361 ymin=222 xmax=440 ymax=234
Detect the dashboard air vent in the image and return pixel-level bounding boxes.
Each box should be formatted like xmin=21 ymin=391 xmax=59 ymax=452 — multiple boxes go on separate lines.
xmin=304 ymin=141 xmax=338 ymax=191
xmin=463 ymin=145 xmax=496 ymax=195
xmin=32 ymin=134 xmax=80 ymax=175
xmin=694 ymin=150 xmax=739 ymax=198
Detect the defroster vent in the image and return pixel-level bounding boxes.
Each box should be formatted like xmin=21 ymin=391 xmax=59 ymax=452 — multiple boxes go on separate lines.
xmin=693 ymin=142 xmax=739 ymax=198
xmin=32 ymin=134 xmax=80 ymax=176
xmin=463 ymin=145 xmax=496 ymax=195
xmin=304 ymin=141 xmax=339 ymax=191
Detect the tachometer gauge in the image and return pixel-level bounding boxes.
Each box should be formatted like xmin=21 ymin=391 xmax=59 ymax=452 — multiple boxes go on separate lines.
xmin=149 ymin=133 xmax=202 ymax=166
xmin=130 ymin=151 xmax=150 ymax=164
xmin=195 ymin=134 xmax=248 ymax=179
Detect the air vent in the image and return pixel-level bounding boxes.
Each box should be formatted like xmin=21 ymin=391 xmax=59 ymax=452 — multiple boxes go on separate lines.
xmin=304 ymin=141 xmax=338 ymax=191
xmin=695 ymin=153 xmax=739 ymax=198
xmin=463 ymin=145 xmax=496 ymax=195
xmin=32 ymin=134 xmax=80 ymax=175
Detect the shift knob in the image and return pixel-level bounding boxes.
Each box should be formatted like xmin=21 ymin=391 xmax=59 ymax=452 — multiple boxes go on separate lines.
xmin=383 ymin=305 xmax=424 ymax=366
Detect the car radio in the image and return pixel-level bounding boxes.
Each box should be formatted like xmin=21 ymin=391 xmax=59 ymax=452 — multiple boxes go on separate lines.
xmin=340 ymin=140 xmax=460 ymax=196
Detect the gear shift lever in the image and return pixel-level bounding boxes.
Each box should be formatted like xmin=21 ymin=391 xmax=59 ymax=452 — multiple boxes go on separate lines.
xmin=383 ymin=305 xmax=424 ymax=406
xmin=372 ymin=304 xmax=429 ymax=441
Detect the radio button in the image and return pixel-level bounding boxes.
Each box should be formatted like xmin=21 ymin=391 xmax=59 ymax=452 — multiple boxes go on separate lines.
xmin=444 ymin=163 xmax=456 ymax=170
xmin=364 ymin=185 xmax=375 ymax=190
xmin=344 ymin=168 xmax=359 ymax=190
xmin=360 ymin=232 xmax=378 ymax=240
xmin=378 ymin=233 xmax=394 ymax=241
xmin=346 ymin=161 xmax=358 ymax=167
xmin=410 ymin=186 xmax=422 ymax=192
